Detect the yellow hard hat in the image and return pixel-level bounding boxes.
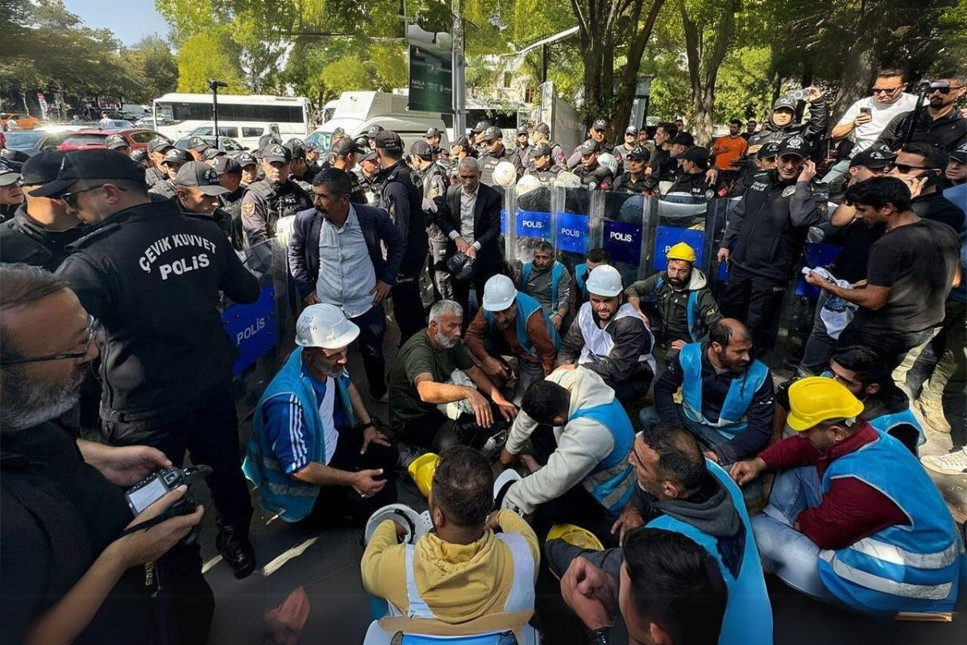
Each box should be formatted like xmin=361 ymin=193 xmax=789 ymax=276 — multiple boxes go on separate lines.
xmin=666 ymin=242 xmax=697 ymax=263
xmin=546 ymin=524 xmax=604 ymax=551
xmin=407 ymin=453 xmax=440 ymax=498
xmin=787 ymin=376 xmax=865 ymax=432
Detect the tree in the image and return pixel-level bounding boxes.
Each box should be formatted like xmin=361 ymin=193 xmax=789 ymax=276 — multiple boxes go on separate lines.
xmin=121 ymin=36 xmax=179 ymax=102
xmin=176 ymin=32 xmax=246 ymax=93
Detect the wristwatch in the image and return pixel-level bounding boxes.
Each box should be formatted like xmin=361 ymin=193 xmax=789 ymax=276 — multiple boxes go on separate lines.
xmin=587 ymin=627 xmax=610 ymax=645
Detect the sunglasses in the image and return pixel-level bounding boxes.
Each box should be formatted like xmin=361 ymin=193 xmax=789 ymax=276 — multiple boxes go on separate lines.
xmin=60 ymin=184 xmax=127 ymax=207
xmin=872 ymin=87 xmax=901 ymax=94
xmin=930 ymin=87 xmax=956 ymax=95
xmin=1 ymin=315 xmax=96 ymax=365
xmin=893 ymin=163 xmax=933 ymax=174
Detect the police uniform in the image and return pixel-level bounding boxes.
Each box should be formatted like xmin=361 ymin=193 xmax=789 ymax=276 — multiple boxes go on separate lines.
xmin=148 ymin=178 xmax=178 ymax=201
xmin=240 ymin=145 xmax=312 ymax=247
xmin=612 ymin=172 xmax=652 ymax=194
xmin=418 ymin=159 xmax=452 ymax=299
xmin=0 ymin=204 xmax=84 ymax=271
xmin=478 ymin=127 xmax=523 ymax=186
xmin=666 ymin=172 xmax=726 ymax=200
xmin=144 ymin=165 xmax=166 ymax=187
xmin=525 ymin=165 xmax=563 ymax=187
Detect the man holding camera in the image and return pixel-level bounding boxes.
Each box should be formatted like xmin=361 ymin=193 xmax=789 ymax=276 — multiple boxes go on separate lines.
xmin=0 ymin=264 xmax=211 ymax=645
xmin=875 ymin=74 xmax=967 ymax=153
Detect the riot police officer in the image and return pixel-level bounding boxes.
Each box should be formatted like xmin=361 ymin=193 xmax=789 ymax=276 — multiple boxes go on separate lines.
xmin=667 ymin=147 xmax=727 ymax=199
xmin=284 ymin=138 xmax=313 ymax=189
xmin=478 ymin=126 xmax=522 ymax=186
xmin=330 ymin=137 xmax=369 ymax=204
xmin=532 ymin=122 xmax=567 ymax=169
xmin=425 ymin=127 xmax=444 ymax=157
xmin=514 ymin=125 xmax=532 ymax=169
xmin=147 ymin=147 xmax=190 ymax=201
xmin=613 ymin=146 xmax=653 ymax=194
xmin=240 ymin=143 xmax=313 ymax=247
xmin=145 ymin=138 xmax=173 ymax=187
xmin=523 ymin=143 xmax=564 ymax=186
xmin=572 ymin=140 xmax=614 ymax=189
xmin=613 ymin=125 xmax=640 ymax=172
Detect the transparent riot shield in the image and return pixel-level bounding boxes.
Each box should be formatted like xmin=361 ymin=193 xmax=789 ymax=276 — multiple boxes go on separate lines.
xmin=550 ymin=185 xmax=593 ymax=277
xmin=597 ymin=189 xmax=651 ymax=287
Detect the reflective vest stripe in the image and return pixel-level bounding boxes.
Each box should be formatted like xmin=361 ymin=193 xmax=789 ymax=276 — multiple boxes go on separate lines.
xmin=679 ymin=342 xmax=768 ymax=438
xmin=819 ymin=550 xmax=954 ymax=601
xmin=404 ymin=545 xmax=436 ymax=618
xmin=847 ymin=536 xmax=961 ymax=569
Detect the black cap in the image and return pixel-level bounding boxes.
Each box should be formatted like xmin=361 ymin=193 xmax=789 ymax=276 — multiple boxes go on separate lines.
xmin=425 ymin=127 xmax=442 ymax=138
xmin=203 ymin=147 xmax=226 ymax=161
xmin=670 ymin=132 xmax=694 ymax=147
xmin=373 ymin=130 xmax=403 ymax=151
xmin=950 ymin=143 xmax=967 ymax=164
xmin=0 ymin=158 xmax=21 ymax=186
xmin=481 ymin=126 xmax=502 ymax=142
xmin=262 ymin=144 xmax=292 ymax=163
xmin=756 ymin=141 xmax=781 ymax=159
xmin=332 ymin=137 xmax=364 ymax=157
xmin=174 ymin=161 xmax=230 ymax=195
xmin=28 ymin=150 xmax=144 ymax=197
xmin=410 ymin=141 xmax=433 ymax=159
xmin=163 ymin=148 xmax=191 ymax=165
xmin=626 ymin=146 xmax=650 ymax=161
xmin=850 ymin=147 xmax=896 ymax=169
xmin=188 ymin=136 xmax=210 ymax=152
xmin=452 ymin=136 xmax=471 ymax=149
xmin=777 ymin=135 xmax=810 ymax=158
xmin=592 ymin=118 xmax=608 ymax=131
xmin=284 ymin=139 xmax=306 ymax=159
xmin=531 ymin=143 xmax=551 ymax=157
xmin=147 ymin=138 xmax=173 ymax=154
xmin=237 ymin=152 xmax=257 ymax=168
xmin=516 ymin=125 xmax=529 ymax=135
xmin=673 ymin=146 xmax=710 ymax=164
xmin=624 ymin=126 xmax=638 ymax=136
xmin=367 ymin=124 xmax=385 ymax=138
xmin=105 ymin=134 xmax=128 ymax=150
xmin=772 ymin=97 xmax=796 ymax=112
xmin=130 ymin=149 xmax=148 ymax=164
xmin=258 ymin=133 xmax=282 ymax=149
xmin=212 ymin=156 xmax=242 ymax=175
xmin=21 ymin=149 xmax=68 ymax=186
xmin=535 ymin=123 xmax=550 ymax=135
xmin=359 ymin=149 xmax=378 ymax=163
xmin=578 ymin=139 xmax=600 ymax=155
xmin=332 ymin=127 xmax=346 ymax=137
xmin=471 ymin=120 xmax=491 ymax=134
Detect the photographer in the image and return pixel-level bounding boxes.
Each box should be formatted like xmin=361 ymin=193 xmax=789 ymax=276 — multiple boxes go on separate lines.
xmin=0 ymin=264 xmax=210 ymax=645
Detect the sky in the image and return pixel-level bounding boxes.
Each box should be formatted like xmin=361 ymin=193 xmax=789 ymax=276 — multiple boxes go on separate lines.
xmin=65 ymin=0 xmax=170 ymax=45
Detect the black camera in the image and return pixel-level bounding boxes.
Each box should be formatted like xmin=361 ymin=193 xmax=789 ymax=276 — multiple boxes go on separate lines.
xmin=125 ymin=465 xmax=212 ymax=516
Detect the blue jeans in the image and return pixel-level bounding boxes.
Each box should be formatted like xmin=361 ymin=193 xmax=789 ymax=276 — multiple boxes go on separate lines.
xmin=752 ymin=466 xmax=841 ymax=605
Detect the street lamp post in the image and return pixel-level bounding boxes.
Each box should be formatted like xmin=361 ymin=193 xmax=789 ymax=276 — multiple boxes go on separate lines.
xmin=208 ymin=78 xmax=228 ymax=149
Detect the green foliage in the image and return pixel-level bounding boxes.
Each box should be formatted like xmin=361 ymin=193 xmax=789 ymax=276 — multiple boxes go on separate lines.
xmin=120 ymin=36 xmax=179 ymax=103
xmin=176 ymin=32 xmax=246 ymax=93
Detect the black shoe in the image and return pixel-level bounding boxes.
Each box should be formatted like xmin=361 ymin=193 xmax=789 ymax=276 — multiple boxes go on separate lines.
xmin=216 ymin=526 xmax=256 ymax=579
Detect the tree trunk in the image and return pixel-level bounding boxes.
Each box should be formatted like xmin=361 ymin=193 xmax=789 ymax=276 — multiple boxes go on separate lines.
xmin=612 ymin=0 xmax=666 ymax=133
xmin=833 ymin=41 xmax=875 ymax=123
xmin=680 ymin=0 xmax=738 ymax=144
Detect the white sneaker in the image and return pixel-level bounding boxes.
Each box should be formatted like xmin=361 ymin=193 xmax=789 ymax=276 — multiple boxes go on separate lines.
xmin=921 ymin=447 xmax=967 ymax=476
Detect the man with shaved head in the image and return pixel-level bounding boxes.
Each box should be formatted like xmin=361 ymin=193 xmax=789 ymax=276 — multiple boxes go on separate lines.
xmin=641 ymin=319 xmax=775 ymax=468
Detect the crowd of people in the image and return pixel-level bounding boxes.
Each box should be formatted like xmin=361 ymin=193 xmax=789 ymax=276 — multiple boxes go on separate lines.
xmin=0 ymin=67 xmax=965 ymax=645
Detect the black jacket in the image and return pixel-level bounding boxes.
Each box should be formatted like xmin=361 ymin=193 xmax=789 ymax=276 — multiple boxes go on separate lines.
xmin=56 ymin=200 xmax=259 ymax=421
xmin=0 ymin=204 xmax=84 ymax=272
xmin=378 ymin=161 xmax=427 ymax=279
xmin=436 ymin=182 xmax=504 ymax=274
xmin=747 ymin=99 xmax=830 ymax=154
xmin=287 ymin=203 xmax=404 ymax=299
xmin=874 ymin=107 xmax=967 ymax=153
xmin=240 ymin=179 xmax=313 ymax=246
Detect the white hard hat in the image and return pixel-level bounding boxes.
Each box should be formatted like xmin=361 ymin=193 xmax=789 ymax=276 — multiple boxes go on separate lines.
xmin=493 ymin=468 xmax=522 ymax=509
xmin=586 ymin=265 xmax=623 ymax=297
xmin=295 ymin=303 xmax=360 ymax=349
xmin=597 ymin=152 xmax=618 ymax=175
xmin=515 ymin=173 xmax=541 ymax=196
xmin=364 ymin=503 xmax=432 ymax=545
xmin=554 ymin=171 xmax=581 ymax=188
xmin=482 ymin=274 xmax=518 ymax=312
xmin=492 ymin=161 xmax=518 ymax=187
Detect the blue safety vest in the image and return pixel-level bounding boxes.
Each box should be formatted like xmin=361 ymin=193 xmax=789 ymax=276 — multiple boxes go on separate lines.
xmin=868 ymin=408 xmax=925 ymax=447
xmin=574 ymin=262 xmax=588 ymax=301
xmin=655 ymin=275 xmax=703 ymax=341
xmin=679 ymin=342 xmax=770 ymax=439
xmin=521 ymin=261 xmax=564 ymax=314
xmin=647 ymin=460 xmax=774 ymax=645
xmin=242 ymin=347 xmax=355 ymax=522
xmin=569 ymin=401 xmax=635 ymax=514
xmin=818 ymin=430 xmax=965 ymax=615
xmin=483 ymin=292 xmax=561 ymax=358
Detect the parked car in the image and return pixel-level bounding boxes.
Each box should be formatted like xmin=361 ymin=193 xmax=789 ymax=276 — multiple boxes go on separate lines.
xmin=2 ymin=130 xmax=74 ymax=156
xmin=1 ymin=112 xmax=42 ymax=130
xmin=58 ymin=128 xmax=168 ymax=151
xmin=173 ymin=135 xmax=246 ymax=153
xmin=186 ymin=124 xmax=279 ymax=151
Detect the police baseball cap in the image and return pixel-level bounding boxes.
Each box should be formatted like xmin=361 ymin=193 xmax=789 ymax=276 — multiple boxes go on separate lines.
xmin=203 ymin=147 xmax=226 ymax=161
xmin=0 ymin=159 xmax=21 ymax=187
xmin=105 ymin=134 xmax=128 ymax=150
xmin=331 ymin=137 xmax=364 ymax=157
xmin=535 ymin=123 xmax=550 ymax=135
xmin=757 ymin=141 xmax=781 ymax=159
xmin=425 ymin=127 xmax=442 ymax=138
xmin=284 ymin=139 xmax=306 ymax=159
xmin=28 ymin=149 xmax=145 ymax=197
xmin=773 ymin=97 xmax=796 ymax=112
xmin=778 ymin=135 xmax=810 ymax=158
xmin=373 ymin=130 xmax=403 ymax=151
xmin=237 ymin=152 xmax=257 ymax=168
xmin=531 ymin=143 xmax=551 ymax=158
xmin=21 ymin=149 xmax=67 ymax=186
xmin=359 ymin=149 xmax=379 ymax=163
xmin=850 ymin=147 xmax=896 ymax=169
xmin=188 ymin=136 xmax=210 ymax=152
xmin=164 ymin=148 xmax=191 ymax=165
xmin=673 ymin=146 xmax=710 ymax=164
xmin=624 ymin=126 xmax=638 ymax=136
xmin=950 ymin=143 xmax=967 ymax=164
xmin=331 ymin=127 xmax=346 ymax=137
xmin=130 ymin=149 xmax=148 ymax=164
xmin=592 ymin=118 xmax=609 ymax=131
xmin=263 ymin=143 xmax=292 ymax=163
xmin=212 ymin=155 xmax=242 ymax=175
xmin=147 ymin=137 xmax=173 ymax=154
xmin=626 ymin=146 xmax=650 ymax=161
xmin=670 ymin=132 xmax=695 ymax=147
xmin=410 ymin=140 xmax=433 ymax=159
xmin=516 ymin=125 xmax=530 ymax=135
xmin=452 ymin=136 xmax=472 ymax=149
xmin=579 ymin=139 xmax=600 ymax=155
xmin=481 ymin=126 xmax=502 ymax=142
xmin=367 ymin=124 xmax=385 ymax=138
xmin=471 ymin=120 xmax=491 ymax=134
xmin=258 ymin=133 xmax=282 ymax=149
xmin=174 ymin=161 xmax=230 ymax=196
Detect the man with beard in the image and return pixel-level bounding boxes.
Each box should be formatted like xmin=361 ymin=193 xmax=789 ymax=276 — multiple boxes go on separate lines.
xmin=464 ymin=275 xmax=560 ymax=405
xmin=558 ymin=265 xmax=655 ymax=404
xmin=0 ymin=264 xmax=210 ymax=644
xmin=387 ymin=300 xmax=517 ymax=453
xmin=243 ymin=304 xmax=397 ymax=524
xmin=518 ymin=240 xmax=572 ymax=330
xmin=642 ymin=320 xmax=775 ymax=470
xmin=875 ymin=73 xmax=966 ymax=153
xmin=240 ymin=143 xmax=313 ymax=247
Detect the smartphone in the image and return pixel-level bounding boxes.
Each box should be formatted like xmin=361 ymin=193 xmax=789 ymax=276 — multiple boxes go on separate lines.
xmin=860 ymin=107 xmax=872 ymax=117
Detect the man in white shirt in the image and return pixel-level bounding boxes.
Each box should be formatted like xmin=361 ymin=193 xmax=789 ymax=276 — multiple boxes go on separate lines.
xmin=823 ymin=69 xmax=918 ymax=184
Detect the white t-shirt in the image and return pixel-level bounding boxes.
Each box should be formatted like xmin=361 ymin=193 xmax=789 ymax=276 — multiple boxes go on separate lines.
xmin=836 ymin=92 xmax=919 ymax=155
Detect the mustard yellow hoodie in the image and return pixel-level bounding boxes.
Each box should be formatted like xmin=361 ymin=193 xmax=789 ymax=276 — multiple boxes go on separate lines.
xmin=361 ymin=510 xmax=539 ymax=623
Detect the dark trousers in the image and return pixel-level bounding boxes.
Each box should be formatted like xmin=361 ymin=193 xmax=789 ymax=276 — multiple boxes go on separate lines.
xmin=392 ymin=278 xmax=427 ymax=343
xmin=351 ymin=305 xmax=387 ymax=399
xmin=158 ymin=544 xmax=216 ymax=645
xmin=720 ymin=264 xmax=787 ymax=355
xmin=302 ymin=425 xmax=399 ymax=527
xmin=101 ymin=382 xmax=253 ymax=533
xmin=836 ymin=323 xmax=937 ymax=372
xmin=399 ymin=408 xmax=503 ymax=453
xmin=450 ymin=272 xmax=490 ymax=324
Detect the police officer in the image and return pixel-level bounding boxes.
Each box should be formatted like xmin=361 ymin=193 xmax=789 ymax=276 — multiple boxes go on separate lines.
xmin=0 ymin=159 xmax=23 ymax=221
xmin=572 ymin=140 xmax=614 ymax=189
xmin=411 ymin=141 xmax=451 ymax=299
xmin=203 ymin=147 xmax=226 ymax=165
xmin=104 ymin=133 xmax=131 ymax=157
xmin=746 ymin=90 xmax=829 ymax=159
xmin=145 ymin=138 xmax=173 ymax=187
xmin=284 ymin=138 xmax=313 ymax=189
xmin=238 ymin=151 xmax=259 ymax=187
xmin=355 ymin=148 xmax=383 ymax=204
xmin=425 ymin=127 xmax=444 ymax=157
xmin=470 ymin=120 xmax=492 ymax=154
xmin=36 ymin=149 xmax=261 ymax=579
xmin=187 ymin=136 xmax=210 ymax=162
xmin=567 ymin=118 xmax=612 ymax=168
xmin=173 ymin=161 xmax=241 ymax=249
xmin=329 ymin=136 xmax=369 ymax=204
xmin=612 ymin=146 xmax=653 ymax=194
xmin=667 ymin=147 xmax=727 ymax=199
xmin=240 ymin=143 xmax=313 ymax=247
xmin=523 ymin=143 xmax=564 ymax=186
xmin=478 ymin=126 xmax=523 ymax=186
xmin=447 ymin=136 xmax=475 ymax=184
xmin=147 ymin=147 xmax=191 ymax=201
xmin=514 ymin=125 xmax=532 ymax=169
xmin=531 ymin=122 xmax=567 ymax=169
xmin=305 ymin=142 xmax=322 ymax=176
xmin=374 ymin=130 xmax=428 ymax=341
xmin=717 ymin=135 xmax=830 ymax=355
xmin=613 ymin=125 xmax=639 ymax=172
xmin=366 ymin=124 xmax=384 ymax=150
xmin=212 ymin=156 xmax=246 ymax=250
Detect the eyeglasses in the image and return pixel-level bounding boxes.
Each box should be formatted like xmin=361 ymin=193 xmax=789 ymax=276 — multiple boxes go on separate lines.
xmin=930 ymin=87 xmax=955 ymax=95
xmin=60 ymin=184 xmax=127 ymax=208
xmin=893 ymin=163 xmax=932 ymax=174
xmin=872 ymin=87 xmax=901 ymax=94
xmin=0 ymin=315 xmax=96 ymax=365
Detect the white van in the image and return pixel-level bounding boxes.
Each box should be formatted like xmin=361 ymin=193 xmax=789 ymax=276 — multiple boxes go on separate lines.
xmin=186 ymin=123 xmax=281 ymax=151
xmin=304 ymin=92 xmax=448 ymax=153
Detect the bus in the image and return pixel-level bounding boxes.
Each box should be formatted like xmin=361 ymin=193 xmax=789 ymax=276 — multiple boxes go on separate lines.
xmin=152 ymin=93 xmax=314 ymax=149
